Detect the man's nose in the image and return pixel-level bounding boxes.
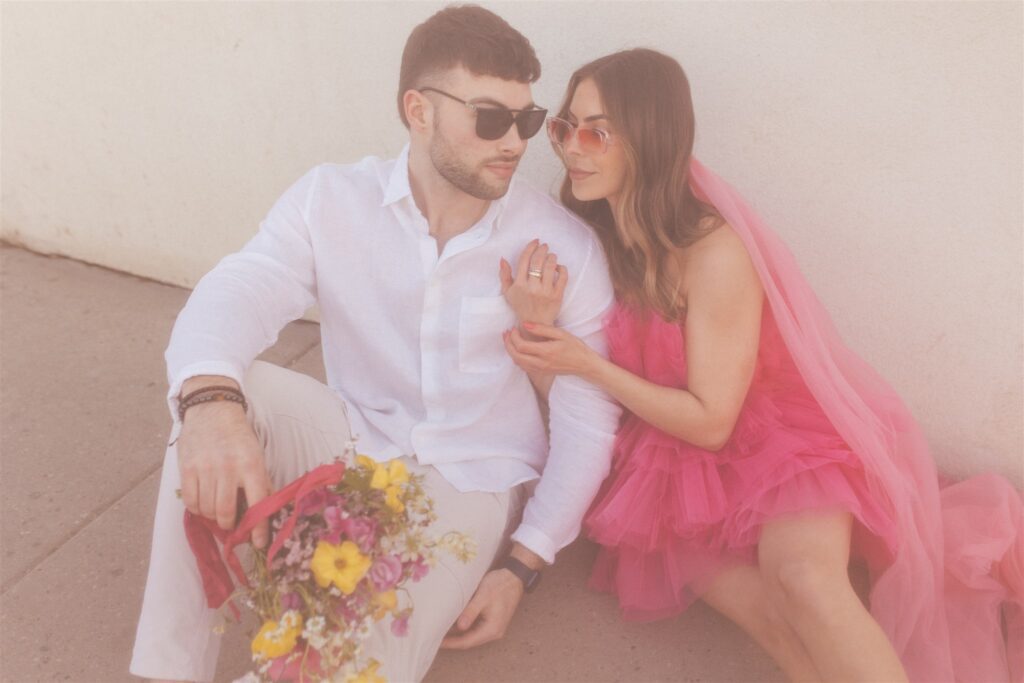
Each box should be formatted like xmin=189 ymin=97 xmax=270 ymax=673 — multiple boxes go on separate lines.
xmin=497 ymin=121 xmax=527 ymax=156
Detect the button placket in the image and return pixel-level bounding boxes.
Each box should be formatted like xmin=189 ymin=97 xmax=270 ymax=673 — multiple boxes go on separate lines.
xmin=418 ymin=259 xmax=446 ymax=426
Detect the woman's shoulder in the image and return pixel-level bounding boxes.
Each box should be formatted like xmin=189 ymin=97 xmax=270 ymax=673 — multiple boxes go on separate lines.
xmin=676 ymin=221 xmax=763 ymax=310
xmin=680 ymin=221 xmax=755 ymax=281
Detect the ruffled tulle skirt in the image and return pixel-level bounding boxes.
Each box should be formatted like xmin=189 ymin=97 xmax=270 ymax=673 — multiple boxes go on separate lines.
xmin=584 ymin=381 xmax=901 ymax=622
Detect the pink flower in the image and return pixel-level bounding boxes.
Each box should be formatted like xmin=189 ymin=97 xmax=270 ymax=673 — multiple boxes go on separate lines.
xmin=369 ymin=555 xmax=403 ymax=591
xmin=280 ymin=591 xmax=302 ymax=611
xmin=321 ymin=506 xmax=346 ymax=544
xmin=335 ymin=599 xmax=362 ymax=624
xmin=409 ymin=557 xmax=430 ymax=582
xmin=391 ymin=613 xmax=410 ymax=637
xmin=267 ymin=646 xmax=322 ymax=682
xmin=297 ymin=488 xmax=344 ymax=517
xmin=340 ymin=517 xmax=378 ymax=553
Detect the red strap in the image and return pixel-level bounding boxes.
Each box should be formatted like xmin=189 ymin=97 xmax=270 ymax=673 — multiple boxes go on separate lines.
xmin=182 ymin=461 xmax=347 ymax=616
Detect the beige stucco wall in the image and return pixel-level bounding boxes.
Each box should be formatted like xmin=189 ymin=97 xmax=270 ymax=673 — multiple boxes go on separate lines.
xmin=3 ymin=1 xmax=1021 ymax=484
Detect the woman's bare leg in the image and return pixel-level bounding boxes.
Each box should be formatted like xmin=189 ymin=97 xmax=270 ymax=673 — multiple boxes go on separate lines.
xmin=701 ymin=563 xmax=822 ymax=682
xmin=758 ymin=511 xmax=908 ymax=683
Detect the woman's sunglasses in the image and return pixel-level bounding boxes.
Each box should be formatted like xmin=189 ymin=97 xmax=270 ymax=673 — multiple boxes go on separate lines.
xmin=547 ymin=116 xmax=611 ymax=155
xmin=419 ymin=87 xmax=548 ymax=141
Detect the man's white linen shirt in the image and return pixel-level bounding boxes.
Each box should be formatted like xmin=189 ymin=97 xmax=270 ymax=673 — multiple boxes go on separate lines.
xmin=165 ymin=145 xmax=621 ymax=564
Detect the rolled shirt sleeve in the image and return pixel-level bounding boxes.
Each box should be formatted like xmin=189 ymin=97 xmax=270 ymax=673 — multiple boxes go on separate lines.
xmin=164 ymin=166 xmax=321 ymax=423
xmin=509 ymin=237 xmax=621 ymax=564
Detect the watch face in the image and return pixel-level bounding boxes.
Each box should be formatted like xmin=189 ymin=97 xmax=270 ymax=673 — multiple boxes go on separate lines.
xmin=503 ymin=557 xmax=540 ymax=592
xmin=521 ymin=566 xmax=540 ymax=591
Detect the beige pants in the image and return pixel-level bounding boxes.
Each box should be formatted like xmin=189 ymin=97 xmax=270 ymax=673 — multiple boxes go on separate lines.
xmin=130 ymin=360 xmax=528 ymax=682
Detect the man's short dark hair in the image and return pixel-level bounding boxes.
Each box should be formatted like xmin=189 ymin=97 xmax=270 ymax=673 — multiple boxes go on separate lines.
xmin=397 ymin=4 xmax=541 ymax=127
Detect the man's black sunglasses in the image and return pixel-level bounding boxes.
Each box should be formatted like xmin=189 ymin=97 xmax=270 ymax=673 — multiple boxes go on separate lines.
xmin=419 ymin=87 xmax=548 ymax=141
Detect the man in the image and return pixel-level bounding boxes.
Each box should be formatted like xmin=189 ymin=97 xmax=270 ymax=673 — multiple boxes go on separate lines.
xmin=130 ymin=5 xmax=619 ymax=682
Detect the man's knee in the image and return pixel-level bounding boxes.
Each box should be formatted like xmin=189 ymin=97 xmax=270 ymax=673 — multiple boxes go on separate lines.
xmin=241 ymin=360 xmax=287 ymax=416
xmin=241 ymin=360 xmax=326 ymax=429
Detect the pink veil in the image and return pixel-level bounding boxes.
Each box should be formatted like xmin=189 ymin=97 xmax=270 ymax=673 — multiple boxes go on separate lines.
xmin=686 ymin=157 xmax=1023 ymax=682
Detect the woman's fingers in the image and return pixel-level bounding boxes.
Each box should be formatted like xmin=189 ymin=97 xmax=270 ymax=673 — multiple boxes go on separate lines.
xmin=505 ymin=328 xmax=543 ymax=360
xmin=554 ymin=265 xmax=569 ymax=298
xmin=508 ymin=326 xmax=548 ymax=354
xmin=503 ymin=330 xmax=547 ymax=372
xmin=519 ymin=322 xmax=564 ymax=341
xmin=542 ymin=253 xmax=558 ymax=288
xmin=499 ymin=258 xmax=514 ymax=294
xmin=528 ymin=244 xmax=549 ymax=287
xmin=515 ymin=239 xmax=541 ymax=282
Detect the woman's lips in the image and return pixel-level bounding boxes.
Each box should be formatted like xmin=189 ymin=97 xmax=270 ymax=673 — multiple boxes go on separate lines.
xmin=569 ymin=169 xmax=595 ymax=181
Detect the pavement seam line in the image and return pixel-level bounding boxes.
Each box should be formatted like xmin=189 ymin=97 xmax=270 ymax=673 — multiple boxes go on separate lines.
xmin=0 ymin=459 xmax=164 ymax=595
xmin=4 ymin=333 xmax=319 ymax=594
xmin=284 ymin=338 xmax=322 ymax=369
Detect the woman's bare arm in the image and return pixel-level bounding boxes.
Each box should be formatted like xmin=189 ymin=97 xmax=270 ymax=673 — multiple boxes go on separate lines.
xmin=506 ymin=226 xmax=763 ymax=450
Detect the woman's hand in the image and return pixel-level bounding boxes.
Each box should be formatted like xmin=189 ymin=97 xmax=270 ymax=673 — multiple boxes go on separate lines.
xmin=499 ymin=239 xmax=568 ymax=327
xmin=502 ymin=323 xmax=601 ymax=380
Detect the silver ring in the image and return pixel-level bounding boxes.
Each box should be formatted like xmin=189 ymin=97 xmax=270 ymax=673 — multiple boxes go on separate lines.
xmin=528 ymin=269 xmax=543 ymax=279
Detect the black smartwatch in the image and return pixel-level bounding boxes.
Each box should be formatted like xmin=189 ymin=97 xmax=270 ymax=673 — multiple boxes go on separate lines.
xmin=500 ymin=556 xmax=541 ymax=593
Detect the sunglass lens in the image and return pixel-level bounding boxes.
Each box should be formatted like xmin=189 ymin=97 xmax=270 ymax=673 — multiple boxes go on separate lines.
xmin=578 ymin=128 xmax=605 ymax=154
xmin=476 ymin=109 xmax=514 ymax=140
xmin=516 ymin=109 xmax=548 ymax=140
xmin=547 ymin=118 xmax=571 ymax=145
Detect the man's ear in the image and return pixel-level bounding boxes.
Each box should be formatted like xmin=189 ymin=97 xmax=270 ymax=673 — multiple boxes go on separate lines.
xmin=403 ymin=89 xmax=432 ymax=135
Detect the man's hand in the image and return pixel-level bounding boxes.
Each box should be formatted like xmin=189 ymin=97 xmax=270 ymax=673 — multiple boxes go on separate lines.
xmin=440 ymin=567 xmax=524 ymax=649
xmin=176 ymin=376 xmax=273 ymax=549
xmin=440 ymin=543 xmax=545 ymax=650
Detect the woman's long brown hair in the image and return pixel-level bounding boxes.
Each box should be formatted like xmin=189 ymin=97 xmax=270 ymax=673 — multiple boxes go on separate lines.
xmin=557 ymin=49 xmax=722 ymax=321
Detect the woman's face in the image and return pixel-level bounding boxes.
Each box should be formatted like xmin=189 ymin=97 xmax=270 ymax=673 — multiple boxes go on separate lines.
xmin=559 ymin=78 xmax=629 ymax=207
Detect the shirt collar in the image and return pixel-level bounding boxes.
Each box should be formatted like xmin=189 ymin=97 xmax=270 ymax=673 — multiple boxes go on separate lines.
xmin=381 ymin=144 xmax=413 ymax=207
xmin=380 ymin=143 xmax=516 ymax=231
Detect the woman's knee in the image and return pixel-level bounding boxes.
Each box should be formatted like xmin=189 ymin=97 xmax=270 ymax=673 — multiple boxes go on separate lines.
xmin=763 ymin=557 xmax=855 ymax=624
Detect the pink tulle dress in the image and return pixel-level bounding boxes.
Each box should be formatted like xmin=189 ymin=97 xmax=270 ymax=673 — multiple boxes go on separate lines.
xmin=586 ymin=300 xmax=899 ymax=621
xmin=592 ymin=158 xmax=1023 ymax=682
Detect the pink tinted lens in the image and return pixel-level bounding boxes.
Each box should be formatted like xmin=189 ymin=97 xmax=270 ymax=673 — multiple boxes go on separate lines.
xmin=576 ymin=128 xmax=605 ymax=153
xmin=547 ymin=118 xmax=572 ymax=145
xmin=547 ymin=118 xmax=605 ymax=154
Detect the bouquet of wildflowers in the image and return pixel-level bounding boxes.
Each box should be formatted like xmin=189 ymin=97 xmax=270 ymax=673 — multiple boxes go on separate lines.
xmin=182 ymin=443 xmax=476 ymax=683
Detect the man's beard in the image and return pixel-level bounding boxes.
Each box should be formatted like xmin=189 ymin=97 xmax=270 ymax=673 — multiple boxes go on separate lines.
xmin=429 ymin=125 xmax=514 ymax=201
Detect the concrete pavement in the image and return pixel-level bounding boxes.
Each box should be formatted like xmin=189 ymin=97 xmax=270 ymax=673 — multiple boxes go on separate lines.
xmin=0 ymin=245 xmax=782 ymax=682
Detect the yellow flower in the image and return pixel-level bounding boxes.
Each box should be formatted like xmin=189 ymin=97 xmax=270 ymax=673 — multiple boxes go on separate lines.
xmin=251 ymin=611 xmax=303 ymax=659
xmin=311 ymin=540 xmax=372 ymax=594
xmin=356 ymin=454 xmax=377 ymax=471
xmin=370 ymin=460 xmax=409 ymax=490
xmin=347 ymin=660 xmax=386 ymax=683
xmin=371 ymin=589 xmax=398 ymax=621
xmin=384 ymin=485 xmax=404 ymax=513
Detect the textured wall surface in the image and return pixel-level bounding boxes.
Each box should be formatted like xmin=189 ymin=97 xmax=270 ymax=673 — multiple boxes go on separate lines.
xmin=3 ymin=1 xmax=1021 ymax=482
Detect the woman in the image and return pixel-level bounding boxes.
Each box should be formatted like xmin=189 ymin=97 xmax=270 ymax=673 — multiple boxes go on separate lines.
xmin=499 ymin=49 xmax=1023 ymax=682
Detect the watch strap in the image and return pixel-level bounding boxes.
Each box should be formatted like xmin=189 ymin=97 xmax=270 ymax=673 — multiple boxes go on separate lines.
xmin=500 ymin=556 xmax=541 ymax=593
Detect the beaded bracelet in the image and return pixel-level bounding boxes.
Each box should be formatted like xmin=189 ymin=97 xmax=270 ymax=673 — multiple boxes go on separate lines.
xmin=178 ymin=388 xmax=248 ymax=422
xmin=179 ymin=384 xmax=244 ymax=406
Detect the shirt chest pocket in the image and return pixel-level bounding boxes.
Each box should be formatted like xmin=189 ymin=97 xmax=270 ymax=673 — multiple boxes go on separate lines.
xmin=458 ymin=295 xmax=518 ymax=374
